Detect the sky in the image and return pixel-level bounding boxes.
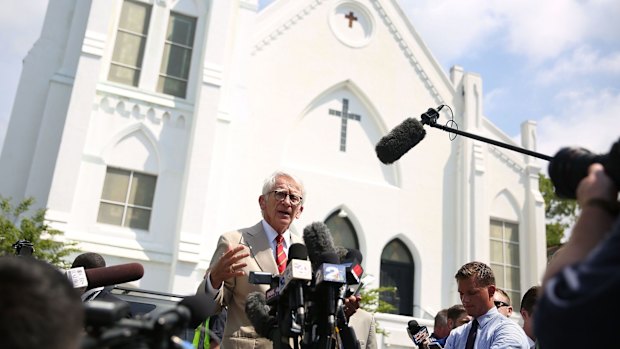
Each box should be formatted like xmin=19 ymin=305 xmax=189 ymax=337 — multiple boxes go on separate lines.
xmin=1 ymin=0 xmax=619 ymax=166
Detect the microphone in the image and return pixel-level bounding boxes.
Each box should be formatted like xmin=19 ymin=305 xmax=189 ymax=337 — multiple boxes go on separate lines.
xmin=339 ymin=248 xmax=364 ymax=285
xmin=177 ymin=293 xmax=211 ymax=329
xmin=375 ymin=117 xmax=426 ymax=164
xmin=281 ymin=244 xmax=312 ymax=291
xmin=245 ymin=291 xmax=278 ymax=339
xmin=315 ymin=252 xmax=346 ymax=337
xmin=281 ymin=244 xmax=312 ymax=330
xmin=303 ymin=221 xmax=337 ymax=269
xmin=407 ymin=319 xmax=429 ymax=346
xmin=85 ymin=263 xmax=144 ymax=289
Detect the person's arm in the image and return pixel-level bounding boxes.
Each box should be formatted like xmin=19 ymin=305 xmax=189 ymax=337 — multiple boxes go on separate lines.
xmin=365 ymin=313 xmax=377 ymax=349
xmin=542 ymin=163 xmax=618 ymax=287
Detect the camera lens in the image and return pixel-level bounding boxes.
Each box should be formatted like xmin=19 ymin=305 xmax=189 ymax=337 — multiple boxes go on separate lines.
xmin=548 ymin=147 xmax=606 ymax=199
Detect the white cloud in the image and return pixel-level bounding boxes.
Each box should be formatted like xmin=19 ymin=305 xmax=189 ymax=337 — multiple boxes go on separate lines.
xmin=483 ymin=87 xmax=507 ymax=114
xmin=536 ymin=46 xmax=620 ymax=85
xmin=399 ymin=0 xmax=503 ymax=63
xmin=500 ymin=0 xmax=586 ymax=63
xmin=536 ymin=87 xmax=620 ymax=157
xmin=401 ymin=0 xmax=620 ymax=66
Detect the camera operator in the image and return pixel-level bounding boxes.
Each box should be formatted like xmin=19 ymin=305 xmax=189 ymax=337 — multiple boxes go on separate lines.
xmin=536 ymin=163 xmax=620 ymax=348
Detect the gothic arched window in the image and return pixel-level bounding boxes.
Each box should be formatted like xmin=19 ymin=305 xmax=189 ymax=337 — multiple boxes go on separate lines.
xmin=324 ymin=210 xmax=359 ymax=250
xmin=380 ymin=239 xmax=414 ymax=315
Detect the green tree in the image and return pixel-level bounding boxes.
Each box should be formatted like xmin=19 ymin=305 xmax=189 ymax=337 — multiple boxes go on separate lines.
xmin=358 ymin=286 xmax=397 ymax=336
xmin=0 ymin=196 xmax=79 ymax=268
xmin=539 ymin=174 xmax=578 ymax=247
xmin=360 ymin=286 xmax=397 ymax=314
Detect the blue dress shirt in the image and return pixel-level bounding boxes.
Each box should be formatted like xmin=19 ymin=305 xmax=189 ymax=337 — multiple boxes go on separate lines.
xmin=444 ymin=307 xmax=529 ymax=349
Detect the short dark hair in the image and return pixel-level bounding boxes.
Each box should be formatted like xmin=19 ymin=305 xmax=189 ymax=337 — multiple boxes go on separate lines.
xmin=0 ymin=256 xmax=84 ymax=349
xmin=434 ymin=309 xmax=448 ymax=328
xmin=447 ymin=304 xmax=467 ymax=323
xmin=72 ymin=252 xmax=106 ymax=269
xmin=520 ymin=285 xmax=540 ymax=314
xmin=495 ymin=288 xmax=511 ymax=304
xmin=455 ymin=261 xmax=495 ymax=287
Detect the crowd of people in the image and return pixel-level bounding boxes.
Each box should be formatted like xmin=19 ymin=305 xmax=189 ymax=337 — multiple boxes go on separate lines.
xmin=0 ymin=164 xmax=618 ymax=349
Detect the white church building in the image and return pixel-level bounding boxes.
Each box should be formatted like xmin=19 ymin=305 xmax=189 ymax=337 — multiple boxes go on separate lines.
xmin=0 ymin=0 xmax=546 ymax=346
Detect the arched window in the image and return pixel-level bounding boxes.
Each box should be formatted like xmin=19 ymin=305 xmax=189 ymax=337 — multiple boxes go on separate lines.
xmin=380 ymin=239 xmax=414 ymax=315
xmin=324 ymin=210 xmax=359 ymax=250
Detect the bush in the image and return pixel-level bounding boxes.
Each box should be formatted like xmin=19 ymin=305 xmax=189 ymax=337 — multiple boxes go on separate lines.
xmin=0 ymin=196 xmax=78 ymax=268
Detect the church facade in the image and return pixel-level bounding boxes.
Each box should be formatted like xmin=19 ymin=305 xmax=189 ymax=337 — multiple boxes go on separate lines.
xmin=0 ymin=0 xmax=546 ymax=346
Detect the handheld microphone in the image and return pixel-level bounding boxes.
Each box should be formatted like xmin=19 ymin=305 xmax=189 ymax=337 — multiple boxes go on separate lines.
xmin=303 ymin=221 xmax=337 ymax=269
xmin=375 ymin=117 xmax=426 ymax=164
xmin=280 ymin=244 xmax=311 ymax=330
xmin=339 ymin=248 xmax=364 ymax=285
xmin=315 ymin=252 xmax=346 ymax=336
xmin=83 ymin=263 xmax=145 ymax=289
xmin=245 ymin=291 xmax=278 ymax=339
xmin=281 ymin=244 xmax=312 ymax=291
xmin=407 ymin=319 xmax=430 ymax=346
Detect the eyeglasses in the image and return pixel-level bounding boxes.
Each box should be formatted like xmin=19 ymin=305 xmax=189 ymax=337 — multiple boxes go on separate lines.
xmin=494 ymin=300 xmax=510 ymax=308
xmin=268 ymin=190 xmax=303 ymax=206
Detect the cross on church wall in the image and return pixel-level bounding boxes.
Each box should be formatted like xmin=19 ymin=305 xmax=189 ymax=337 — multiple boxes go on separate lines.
xmin=328 ymin=98 xmax=361 ymax=152
xmin=345 ymin=11 xmax=358 ymax=28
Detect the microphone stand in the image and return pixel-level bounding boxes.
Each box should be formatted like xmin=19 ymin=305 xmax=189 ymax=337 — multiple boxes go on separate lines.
xmin=421 ymin=108 xmax=552 ymax=161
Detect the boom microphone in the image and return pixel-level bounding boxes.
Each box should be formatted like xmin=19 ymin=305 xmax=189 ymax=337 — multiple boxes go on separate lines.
xmin=85 ymin=263 xmax=144 ymax=289
xmin=245 ymin=291 xmax=277 ymax=338
xmin=375 ymin=118 xmax=426 ymax=164
xmin=303 ymin=221 xmax=336 ymax=269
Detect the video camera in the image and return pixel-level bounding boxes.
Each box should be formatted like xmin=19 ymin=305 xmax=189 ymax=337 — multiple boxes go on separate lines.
xmin=12 ymin=239 xmax=34 ymax=256
xmin=549 ymin=137 xmax=620 ymax=199
xmin=82 ymin=294 xmax=207 ymax=349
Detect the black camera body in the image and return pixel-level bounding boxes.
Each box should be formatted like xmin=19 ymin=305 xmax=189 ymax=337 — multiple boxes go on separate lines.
xmin=549 ymin=138 xmax=620 ymax=199
xmin=12 ymin=239 xmax=34 ymax=256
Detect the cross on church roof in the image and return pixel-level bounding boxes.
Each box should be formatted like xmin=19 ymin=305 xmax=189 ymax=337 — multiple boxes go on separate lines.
xmin=328 ymin=98 xmax=361 ymax=152
xmin=345 ymin=11 xmax=358 ymax=28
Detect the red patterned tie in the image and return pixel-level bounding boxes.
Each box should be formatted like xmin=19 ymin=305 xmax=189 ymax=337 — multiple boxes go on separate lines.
xmin=275 ymin=234 xmax=286 ymax=274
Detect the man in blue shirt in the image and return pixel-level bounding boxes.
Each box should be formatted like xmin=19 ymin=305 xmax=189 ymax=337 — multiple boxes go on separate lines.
xmin=442 ymin=261 xmax=529 ymax=349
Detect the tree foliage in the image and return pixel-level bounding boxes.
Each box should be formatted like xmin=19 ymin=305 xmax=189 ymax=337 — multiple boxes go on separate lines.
xmin=0 ymin=196 xmax=78 ymax=268
xmin=539 ymin=174 xmax=578 ymax=246
xmin=359 ymin=286 xmax=398 ymax=336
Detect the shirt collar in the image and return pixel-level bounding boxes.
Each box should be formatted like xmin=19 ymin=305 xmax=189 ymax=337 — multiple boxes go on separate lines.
xmin=261 ymin=219 xmax=291 ymax=246
xmin=476 ymin=306 xmax=501 ymax=328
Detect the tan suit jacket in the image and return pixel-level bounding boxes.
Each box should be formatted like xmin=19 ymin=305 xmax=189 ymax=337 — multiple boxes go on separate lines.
xmin=198 ymin=222 xmax=304 ymax=349
xmin=348 ymin=309 xmax=378 ymax=349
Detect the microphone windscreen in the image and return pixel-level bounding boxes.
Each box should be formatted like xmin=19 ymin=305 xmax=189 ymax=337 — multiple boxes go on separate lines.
xmin=375 ymin=118 xmax=426 ymax=164
xmin=335 ymin=246 xmax=348 ymax=262
xmin=303 ymin=222 xmax=336 ymax=268
xmin=245 ymin=291 xmax=276 ymax=338
xmin=288 ymin=243 xmax=308 ymax=262
xmin=318 ymin=252 xmax=340 ymax=265
xmin=179 ymin=293 xmax=210 ymax=329
xmin=85 ymin=263 xmax=144 ymax=289
xmin=408 ymin=319 xmax=421 ymax=332
xmin=345 ymin=248 xmax=363 ymax=264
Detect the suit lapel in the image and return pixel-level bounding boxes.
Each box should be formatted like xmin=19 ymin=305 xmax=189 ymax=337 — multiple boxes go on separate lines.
xmin=243 ymin=222 xmax=278 ymax=274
